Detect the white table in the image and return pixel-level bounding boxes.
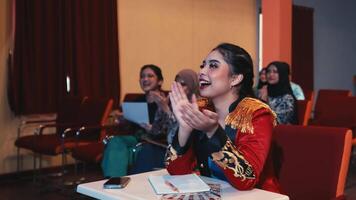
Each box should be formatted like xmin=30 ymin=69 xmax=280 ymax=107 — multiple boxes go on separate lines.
xmin=77 ymin=169 xmax=289 ymax=200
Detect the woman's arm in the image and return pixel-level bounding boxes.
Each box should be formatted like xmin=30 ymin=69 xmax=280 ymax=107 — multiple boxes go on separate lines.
xmin=141 ymin=91 xmax=172 ymax=138
xmin=210 ymin=109 xmax=275 ymax=190
xmin=166 ymin=82 xmax=198 ymax=174
xmin=166 ymin=130 xmax=197 ymax=175
xmin=169 ymin=82 xmax=195 ymax=146
xmin=150 ymin=90 xmax=171 ymax=114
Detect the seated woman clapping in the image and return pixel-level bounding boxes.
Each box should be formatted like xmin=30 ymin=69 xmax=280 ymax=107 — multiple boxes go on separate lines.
xmin=166 ymin=43 xmax=281 ymax=193
xmin=101 ymin=64 xmax=170 ymax=177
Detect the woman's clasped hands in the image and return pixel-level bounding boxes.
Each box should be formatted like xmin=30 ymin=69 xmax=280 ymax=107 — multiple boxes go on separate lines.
xmin=170 ymin=82 xmax=218 ymax=138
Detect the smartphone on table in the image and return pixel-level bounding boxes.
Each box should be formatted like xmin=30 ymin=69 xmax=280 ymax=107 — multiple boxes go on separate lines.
xmin=103 ymin=177 xmax=131 ymax=189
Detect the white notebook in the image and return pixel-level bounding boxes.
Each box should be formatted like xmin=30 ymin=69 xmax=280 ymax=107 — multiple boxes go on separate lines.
xmin=122 ymin=102 xmax=149 ymax=124
xmin=148 ymin=174 xmax=211 ymax=195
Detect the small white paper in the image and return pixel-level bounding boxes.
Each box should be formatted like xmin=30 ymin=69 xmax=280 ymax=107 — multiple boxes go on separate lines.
xmin=148 ymin=174 xmax=211 ymax=195
xmin=122 ymin=102 xmax=149 ymax=124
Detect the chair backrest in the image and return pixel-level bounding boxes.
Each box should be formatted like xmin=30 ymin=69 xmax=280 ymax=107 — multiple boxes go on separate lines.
xmin=273 ymin=125 xmax=352 ymax=200
xmin=123 ymin=93 xmax=146 ymax=102
xmin=77 ymin=97 xmax=113 ymax=141
xmin=297 ymin=100 xmax=312 ymax=126
xmin=314 ymin=89 xmax=351 ymax=120
xmin=303 ymin=90 xmax=314 ymax=102
xmin=313 ymin=96 xmax=356 ymax=131
xmin=56 ymin=96 xmax=87 ymax=133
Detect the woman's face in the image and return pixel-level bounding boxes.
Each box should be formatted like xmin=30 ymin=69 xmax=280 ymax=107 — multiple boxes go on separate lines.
xmin=260 ymin=70 xmax=267 ymax=82
xmin=139 ymin=68 xmax=162 ymax=93
xmin=267 ymin=65 xmax=279 ymax=85
xmin=175 ymin=76 xmax=190 ymax=96
xmin=198 ymin=50 xmax=232 ymax=98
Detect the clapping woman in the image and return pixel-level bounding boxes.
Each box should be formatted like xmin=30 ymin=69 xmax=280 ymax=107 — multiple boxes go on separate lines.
xmin=101 ymin=64 xmax=169 ymax=177
xmin=166 ymin=43 xmax=280 ymax=192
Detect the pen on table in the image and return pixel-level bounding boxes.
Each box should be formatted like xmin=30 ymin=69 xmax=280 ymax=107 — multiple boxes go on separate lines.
xmin=165 ymin=180 xmax=179 ymax=192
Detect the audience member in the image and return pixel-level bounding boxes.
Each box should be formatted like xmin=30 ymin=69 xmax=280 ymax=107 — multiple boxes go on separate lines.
xmin=101 ymin=64 xmax=170 ymax=177
xmin=259 ymin=61 xmax=298 ymax=124
xmin=255 ymin=68 xmax=267 ymax=97
xmin=166 ymin=43 xmax=281 ymax=192
xmin=285 ymin=63 xmax=305 ymax=100
xmin=290 ymin=81 xmax=305 ymax=100
xmin=129 ymin=69 xmax=199 ymax=174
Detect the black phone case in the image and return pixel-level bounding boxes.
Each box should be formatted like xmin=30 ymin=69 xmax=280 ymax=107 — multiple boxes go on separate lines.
xmin=103 ymin=177 xmax=130 ymax=189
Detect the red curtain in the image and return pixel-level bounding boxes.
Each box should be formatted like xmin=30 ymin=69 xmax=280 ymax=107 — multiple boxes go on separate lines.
xmin=9 ymin=0 xmax=119 ymax=115
xmin=292 ymin=5 xmax=314 ymax=93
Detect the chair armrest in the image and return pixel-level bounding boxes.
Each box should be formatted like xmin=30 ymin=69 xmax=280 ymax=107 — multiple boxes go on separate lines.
xmin=22 ymin=119 xmax=56 ymax=125
xmin=74 ymin=124 xmax=137 ymax=146
xmin=74 ymin=124 xmax=134 ymax=137
xmin=61 ymin=127 xmax=79 ymax=138
xmin=141 ymin=137 xmax=167 ymax=149
xmin=36 ymin=123 xmax=86 ymax=137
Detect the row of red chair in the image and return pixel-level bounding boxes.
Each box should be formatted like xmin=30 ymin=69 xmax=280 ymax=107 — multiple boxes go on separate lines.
xmin=14 ymin=94 xmax=148 ymax=181
xmin=15 ymin=96 xmax=114 ymax=179
xmin=293 ymin=89 xmax=355 ymax=199
xmin=274 ymin=125 xmax=352 ymax=200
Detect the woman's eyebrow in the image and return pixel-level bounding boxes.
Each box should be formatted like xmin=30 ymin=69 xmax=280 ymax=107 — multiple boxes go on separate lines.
xmin=208 ymin=59 xmax=220 ymax=63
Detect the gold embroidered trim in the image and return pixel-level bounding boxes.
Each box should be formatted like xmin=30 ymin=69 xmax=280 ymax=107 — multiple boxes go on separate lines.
xmin=211 ymin=140 xmax=255 ymax=180
xmin=225 ymin=97 xmax=277 ymax=134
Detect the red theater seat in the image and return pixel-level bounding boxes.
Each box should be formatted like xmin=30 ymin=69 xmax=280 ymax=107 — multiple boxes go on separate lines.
xmin=311 ymin=96 xmax=356 ymax=132
xmin=273 ymin=125 xmax=352 ymax=200
xmin=297 ymin=100 xmax=312 ymax=126
xmin=313 ymin=89 xmax=351 ymax=121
